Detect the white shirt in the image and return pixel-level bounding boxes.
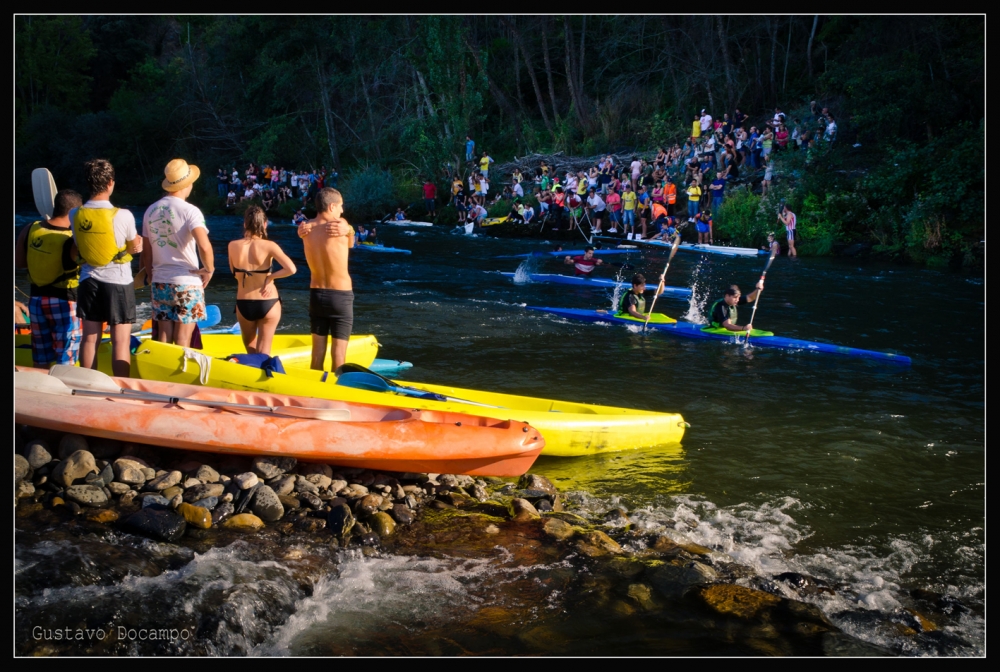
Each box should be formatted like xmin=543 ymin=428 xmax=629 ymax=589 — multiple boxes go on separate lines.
xmin=630 ymin=160 xmax=642 ymax=176
xmin=700 ymin=114 xmax=713 ymax=132
xmin=71 ymin=200 xmax=137 ymax=285
xmin=587 ymin=194 xmax=606 ymax=212
xmin=512 ymin=182 xmax=524 ymax=198
xmin=142 ymin=195 xmax=208 ymax=286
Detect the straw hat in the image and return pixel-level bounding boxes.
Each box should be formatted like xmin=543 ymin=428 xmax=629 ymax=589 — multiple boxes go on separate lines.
xmin=162 ymin=159 xmax=201 ymax=192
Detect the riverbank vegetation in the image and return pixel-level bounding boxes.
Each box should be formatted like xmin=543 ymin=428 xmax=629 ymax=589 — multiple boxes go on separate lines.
xmin=15 ymin=16 xmax=982 ymax=266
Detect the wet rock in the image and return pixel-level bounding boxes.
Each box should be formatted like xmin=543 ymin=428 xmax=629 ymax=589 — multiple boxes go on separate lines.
xmin=50 ymin=496 xmax=66 ymax=508
xmin=145 ymin=470 xmax=182 ymax=491
xmin=24 ymin=441 xmax=53 ymax=470
xmin=649 ymin=561 xmax=719 ymax=599
xmin=233 ymin=483 xmax=260 ymax=514
xmin=64 ymin=484 xmax=108 ymax=508
xmin=177 ymin=502 xmax=213 ymax=529
xmin=651 ymin=534 xmax=683 ymax=556
xmin=123 ymin=508 xmax=187 ymax=542
xmin=602 ymin=508 xmax=631 ymax=526
xmin=16 ymin=480 xmax=35 ymax=499
xmin=405 ymin=494 xmax=418 ymax=509
xmin=511 ymin=498 xmax=540 ymax=522
xmin=84 ymin=462 xmax=114 ymax=488
xmin=119 ymin=490 xmax=137 ymax=506
xmin=278 ymin=495 xmax=302 ymax=511
xmin=298 ymin=492 xmax=323 ymax=510
xmin=390 ymin=503 xmax=415 ymax=525
xmin=161 ymin=486 xmax=183 ymax=500
xmin=574 ymin=530 xmax=623 ymax=557
xmin=542 ymin=517 xmax=577 ymax=541
xmin=518 ymin=473 xmax=558 ymax=495
xmin=183 ymin=483 xmax=225 ymax=502
xmin=369 ymin=511 xmax=397 ymax=537
xmin=212 ymin=501 xmax=234 ymax=526
xmin=222 ymin=513 xmax=265 ymax=530
xmin=295 ymin=517 xmax=327 ymax=534
xmin=57 ymin=434 xmax=89 ymax=460
xmin=535 ymin=499 xmax=554 ymax=512
xmin=439 ymin=491 xmax=473 ymax=508
xmin=269 ymin=474 xmax=296 ymax=496
xmin=233 ymin=472 xmax=259 ymax=490
xmin=299 ymin=463 xmax=333 ymax=479
xmin=697 ymin=584 xmax=782 ymax=620
xmin=192 ymin=496 xmax=218 ymax=511
xmin=141 ymin=494 xmax=171 ymax=509
xmin=401 ymin=484 xmax=422 ymax=494
xmin=52 ymin=450 xmax=97 ymax=487
xmin=33 ymin=474 xmax=48 ymax=487
xmin=113 ymin=458 xmax=148 ymax=486
xmin=627 ymin=583 xmax=656 ymax=611
xmin=15 ymin=454 xmax=31 ymax=482
xmin=252 ymin=456 xmax=296 ymax=480
xmin=429 ymin=499 xmax=455 ymax=510
xmin=249 ymin=485 xmax=284 ymax=522
xmin=327 ymin=504 xmax=356 ymax=538
xmin=774 ymin=572 xmax=836 ymax=596
xmin=85 ymin=508 xmax=119 ymax=524
xmin=168 ymin=493 xmax=183 ymax=509
xmin=304 ymin=473 xmax=332 ymax=490
xmin=356 ymin=494 xmax=384 ymax=515
xmin=194 ymin=464 xmax=220 ymax=483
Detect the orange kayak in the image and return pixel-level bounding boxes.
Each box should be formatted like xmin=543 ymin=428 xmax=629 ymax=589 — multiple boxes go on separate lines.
xmin=15 ymin=367 xmax=544 ymax=477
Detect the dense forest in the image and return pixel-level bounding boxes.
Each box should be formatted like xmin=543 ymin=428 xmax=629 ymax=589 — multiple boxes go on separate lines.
xmin=15 ymin=15 xmax=983 ymax=266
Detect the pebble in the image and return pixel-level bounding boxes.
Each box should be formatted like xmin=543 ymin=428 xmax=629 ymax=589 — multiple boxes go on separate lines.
xmin=327 ymin=503 xmax=355 ymax=538
xmin=305 ymin=474 xmax=332 ymax=490
xmin=356 ymin=494 xmax=383 ymax=515
xmin=141 ymin=494 xmax=171 ymax=509
xmin=195 ymin=464 xmax=220 ymax=483
xmin=52 ymin=450 xmax=97 ymax=488
xmin=347 ymin=483 xmax=369 ymax=496
xmin=511 ymin=498 xmax=540 ymax=521
xmin=113 ymin=458 xmax=149 ymax=486
xmin=390 ymin=503 xmax=415 ymax=525
xmin=85 ymin=509 xmax=119 ymax=524
xmin=120 ymin=490 xmax=137 ymax=506
xmin=161 ymin=486 xmax=183 ymax=500
xmin=328 ymin=479 xmax=347 ymax=494
xmin=518 ymin=473 xmax=558 ymax=495
xmin=183 ymin=483 xmax=225 ymax=502
xmin=294 ymin=476 xmax=319 ymax=495
xmin=252 ymin=456 xmax=296 ymax=480
xmin=233 ymin=472 xmax=259 ymax=490
xmin=298 ymin=492 xmax=323 ymax=510
xmin=177 ymin=502 xmax=213 ymax=529
xmin=369 ymin=511 xmax=396 ymax=537
xmin=233 ymin=483 xmax=260 ymax=513
xmin=249 ymin=485 xmax=284 ymax=522
xmin=300 ymin=463 xmax=332 ymax=479
xmin=141 ymin=467 xmax=156 ymax=481
xmin=146 ymin=470 xmax=182 ymax=491
xmin=16 ymin=480 xmax=35 ymax=499
xmin=25 ymin=441 xmax=53 ymax=469
xmin=468 ymin=484 xmax=489 ymax=501
xmin=485 ymin=524 xmax=500 ymax=534
xmin=84 ymin=462 xmax=114 ymax=488
xmin=211 ymin=501 xmax=235 ymax=525
xmin=168 ymin=493 xmax=183 ymax=509
xmin=222 ymin=513 xmax=265 ymax=530
xmin=57 ymin=434 xmax=89 ymax=460
xmin=269 ymin=474 xmax=296 ymax=496
xmin=182 ymin=477 xmax=202 ymax=489
xmin=295 ymin=517 xmax=326 ymax=534
xmin=574 ymin=530 xmax=623 ymax=557
xmin=107 ymin=482 xmax=130 ymax=496
xmin=64 ymin=484 xmax=109 ymax=508
xmin=50 ymin=496 xmax=66 ymax=508
xmin=278 ymin=495 xmax=302 ymax=510
xmin=192 ymin=496 xmax=218 ymax=511
xmin=15 ymin=454 xmax=31 ymax=482
xmin=542 ymin=518 xmax=577 ymax=541
xmin=123 ymin=508 xmax=187 ymax=542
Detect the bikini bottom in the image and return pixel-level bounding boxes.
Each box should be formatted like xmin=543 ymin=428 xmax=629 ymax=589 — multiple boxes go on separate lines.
xmin=235 ymin=298 xmax=280 ymax=322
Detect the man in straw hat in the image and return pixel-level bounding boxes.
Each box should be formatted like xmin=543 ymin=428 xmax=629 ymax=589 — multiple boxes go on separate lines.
xmin=140 ymin=158 xmax=215 ymax=348
xmin=72 ymin=159 xmax=143 ymax=377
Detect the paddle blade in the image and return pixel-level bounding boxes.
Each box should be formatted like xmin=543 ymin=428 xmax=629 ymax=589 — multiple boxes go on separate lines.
xmin=49 ymin=364 xmax=121 ymax=392
xmin=16 ymin=370 xmax=71 ymax=395
xmin=31 ymin=168 xmax=56 ymax=220
xmin=335 ymin=371 xmax=393 ymax=393
xmin=198 ymin=305 xmax=222 ymax=329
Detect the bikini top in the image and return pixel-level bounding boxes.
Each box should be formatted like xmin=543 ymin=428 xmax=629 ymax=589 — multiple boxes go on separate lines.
xmin=233 ymin=261 xmax=272 ymax=287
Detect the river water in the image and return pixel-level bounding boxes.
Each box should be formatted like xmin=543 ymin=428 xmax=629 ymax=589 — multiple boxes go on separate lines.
xmin=14 ymin=213 xmax=985 ymax=656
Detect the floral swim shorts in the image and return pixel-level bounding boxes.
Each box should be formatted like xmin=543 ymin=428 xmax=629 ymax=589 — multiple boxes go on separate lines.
xmin=151 ymin=283 xmax=206 ymax=324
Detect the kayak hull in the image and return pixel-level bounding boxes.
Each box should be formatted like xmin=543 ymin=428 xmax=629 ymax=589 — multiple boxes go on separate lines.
xmin=15 ymin=368 xmax=543 ymax=477
xmin=131 ymin=340 xmax=687 ymax=457
xmin=352 ymin=244 xmax=411 ymax=254
xmin=597 ymin=236 xmax=766 ymax=257
xmin=385 ymin=219 xmax=433 ymax=227
xmin=527 ymin=307 xmax=912 ymax=365
xmin=499 ymin=272 xmax=692 ymax=298
xmin=495 ymin=248 xmax=639 ymax=259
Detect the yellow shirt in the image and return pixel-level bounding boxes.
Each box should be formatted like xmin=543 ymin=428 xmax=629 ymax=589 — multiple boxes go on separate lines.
xmin=479 ymin=157 xmax=491 ymax=172
xmin=622 ymin=191 xmax=637 ymax=211
xmin=692 ymin=121 xmax=701 ymax=139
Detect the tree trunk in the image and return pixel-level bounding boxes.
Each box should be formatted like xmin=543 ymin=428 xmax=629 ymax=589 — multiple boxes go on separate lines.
xmin=315 ymin=56 xmax=340 ymax=169
xmin=564 ymin=16 xmax=587 ymax=126
xmin=807 ymin=15 xmax=819 ymax=81
xmin=783 ymin=17 xmax=793 ymax=94
xmin=541 ymin=27 xmax=561 ymax=125
xmin=505 ymin=17 xmax=555 ymax=140
xmin=577 ymin=15 xmax=586 ymax=99
xmin=769 ymin=18 xmax=778 ymax=100
xmin=464 ymin=35 xmax=523 ymax=142
xmin=716 ymin=16 xmax=734 ymax=109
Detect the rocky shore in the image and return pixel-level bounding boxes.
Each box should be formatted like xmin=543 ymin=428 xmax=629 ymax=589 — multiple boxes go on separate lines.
xmin=16 ymin=427 xmax=967 ymax=656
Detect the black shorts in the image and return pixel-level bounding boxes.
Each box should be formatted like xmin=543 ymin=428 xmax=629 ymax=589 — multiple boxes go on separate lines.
xmin=76 ymin=277 xmax=136 ymax=325
xmin=309 ymin=289 xmax=353 ymax=341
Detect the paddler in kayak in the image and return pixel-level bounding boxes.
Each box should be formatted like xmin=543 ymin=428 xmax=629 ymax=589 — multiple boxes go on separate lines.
xmin=764 ymin=231 xmax=781 ymax=256
xmin=708 ymin=280 xmax=765 ymax=333
xmin=616 ymin=273 xmax=665 ymax=319
xmin=564 ymin=246 xmax=604 ymax=277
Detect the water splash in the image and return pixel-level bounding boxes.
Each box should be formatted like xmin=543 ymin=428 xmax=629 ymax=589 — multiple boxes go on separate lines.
xmin=513 ymin=256 xmax=541 ymax=284
xmin=682 ymin=259 xmax=709 ymax=324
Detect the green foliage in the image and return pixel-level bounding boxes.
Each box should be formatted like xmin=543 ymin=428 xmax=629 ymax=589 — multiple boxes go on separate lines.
xmin=713 ymin=189 xmax=770 ymax=247
xmin=340 ymin=166 xmax=397 ymax=222
xmin=15 ymin=16 xmax=96 ymax=122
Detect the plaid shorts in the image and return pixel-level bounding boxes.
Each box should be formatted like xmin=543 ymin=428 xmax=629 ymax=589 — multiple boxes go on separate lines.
xmin=29 ymin=295 xmax=82 ymax=366
xmin=151 ymin=283 xmax=206 ymax=324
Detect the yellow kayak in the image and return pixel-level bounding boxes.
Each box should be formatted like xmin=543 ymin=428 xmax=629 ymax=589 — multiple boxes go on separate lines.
xmin=131 ymin=339 xmax=687 ymax=457
xmin=14 ymin=333 xmax=379 ymax=375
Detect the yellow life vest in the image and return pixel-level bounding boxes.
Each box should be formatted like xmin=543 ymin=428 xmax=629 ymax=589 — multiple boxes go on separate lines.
xmin=74 ymin=207 xmax=131 ymax=267
xmin=26 ymin=221 xmax=80 ymax=289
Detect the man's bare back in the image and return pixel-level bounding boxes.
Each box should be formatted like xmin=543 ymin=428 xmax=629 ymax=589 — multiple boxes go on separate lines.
xmin=302 ymin=216 xmax=353 ymax=290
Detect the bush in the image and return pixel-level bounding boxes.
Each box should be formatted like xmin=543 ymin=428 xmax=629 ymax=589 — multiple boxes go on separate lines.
xmin=340 ymin=165 xmax=396 ymax=222
xmin=713 ymin=188 xmax=771 ymax=247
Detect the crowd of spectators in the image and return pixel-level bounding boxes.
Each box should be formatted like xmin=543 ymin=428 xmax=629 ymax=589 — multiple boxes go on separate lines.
xmin=216 ymin=163 xmax=339 ymax=213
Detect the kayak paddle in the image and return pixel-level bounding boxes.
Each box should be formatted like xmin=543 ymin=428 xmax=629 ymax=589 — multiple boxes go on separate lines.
xmin=38 ymin=366 xmax=352 ymax=421
xmin=335 ymin=363 xmax=501 ymax=408
xmin=745 ymin=245 xmax=779 ymax=345
xmin=643 ymin=231 xmax=683 ymax=332
xmin=31 ymin=168 xmax=56 ymax=221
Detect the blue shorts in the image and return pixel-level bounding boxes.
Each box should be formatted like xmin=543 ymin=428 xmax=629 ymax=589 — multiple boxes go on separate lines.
xmin=623 ymin=210 xmax=635 ymax=226
xmin=787 ymin=228 xmax=796 ymax=241
xmin=29 ymin=295 xmax=82 ymax=366
xmin=696 ymin=222 xmax=710 ymax=233
xmin=424 ymin=198 xmax=435 ymax=212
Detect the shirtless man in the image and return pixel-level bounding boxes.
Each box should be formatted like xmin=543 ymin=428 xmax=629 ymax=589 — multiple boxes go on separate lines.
xmin=295 ymin=188 xmax=355 ymax=371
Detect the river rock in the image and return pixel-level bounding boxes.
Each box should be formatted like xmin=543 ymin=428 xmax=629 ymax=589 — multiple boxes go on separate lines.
xmin=57 ymin=434 xmax=89 ymax=460
xmin=535 ymin=499 xmax=554 ymax=512
xmin=542 ymin=517 xmax=577 ymax=541
xmin=327 ymin=503 xmax=355 ymax=538
xmin=249 ymin=485 xmax=284 ymax=522
xmin=168 ymin=493 xmax=183 ymax=509
xmin=233 ymin=483 xmax=260 ymax=514
xmin=468 ymin=484 xmax=489 ymax=502
xmin=120 ymin=490 xmax=137 ymax=506
xmin=649 ymin=561 xmax=719 ymax=599
xmin=212 ymin=501 xmax=234 ymax=525
xmin=269 ymin=474 xmax=296 ymax=496
xmin=141 ymin=467 xmax=156 ymax=481
xmin=113 ymin=458 xmax=148 ymax=486
xmin=107 ymin=482 xmax=130 ymax=496
xmin=627 ymin=583 xmax=657 ymax=611
xmin=145 ymin=470 xmax=182 ymax=491
xmin=518 ymin=473 xmax=558 ymax=495
xmin=300 ymin=463 xmax=333 ymax=479
xmin=355 ymin=494 xmax=383 ymax=515
xmin=511 ymin=498 xmax=540 ymax=522
xmin=278 ymin=495 xmax=301 ymax=510
xmin=177 ymin=502 xmax=213 ymax=529
xmin=295 ymin=517 xmax=326 ymax=534
xmin=16 ymin=480 xmax=35 ymax=499
xmin=574 ymin=530 xmax=623 ymax=557
xmin=162 ymin=486 xmax=183 ymax=500
xmin=390 ymin=503 xmax=415 ymax=525
xmin=369 ymin=511 xmax=396 ymax=537
xmin=123 ymin=508 xmax=187 ymax=542
xmin=24 ymin=440 xmax=52 ymax=470
xmin=86 ymin=508 xmax=119 ymax=524
xmin=223 ymin=513 xmax=265 ymax=530
xmin=141 ymin=494 xmax=171 ymax=509
xmin=233 ymin=472 xmax=259 ymax=490
xmin=52 ymin=450 xmax=97 ymax=488
xmin=439 ymin=491 xmax=473 ymax=508
xmin=252 ymin=456 xmax=296 ymax=480
xmin=182 ymin=477 xmax=202 ymax=489
xmin=696 ymin=584 xmax=782 ymax=620
xmin=184 ymin=483 xmax=225 ymax=502
xmin=304 ymin=473 xmax=332 ymax=490
xmin=328 ymin=479 xmax=348 ymax=494
xmin=345 ymin=483 xmax=368 ymax=497
xmin=15 ymin=454 xmax=31 ymax=482
xmin=192 ymin=496 xmax=218 ymax=511
xmin=84 ymin=462 xmax=115 ymax=488
xmin=298 ymin=492 xmax=323 ymax=510
xmin=294 ymin=476 xmax=319 ymax=495
xmin=651 ymin=534 xmax=683 ymax=556
xmin=194 ymin=464 xmax=220 ymax=483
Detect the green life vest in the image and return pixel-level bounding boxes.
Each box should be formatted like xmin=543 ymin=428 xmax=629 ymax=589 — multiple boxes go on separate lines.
xmin=619 ymin=291 xmax=645 ymax=316
xmin=74 ymin=207 xmax=131 ymax=267
xmin=25 ymin=221 xmax=79 ymax=289
xmin=709 ymin=298 xmax=736 ymax=329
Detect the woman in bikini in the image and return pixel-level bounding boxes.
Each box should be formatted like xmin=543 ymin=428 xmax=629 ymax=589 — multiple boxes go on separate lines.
xmin=227 ymin=205 xmax=297 ymax=356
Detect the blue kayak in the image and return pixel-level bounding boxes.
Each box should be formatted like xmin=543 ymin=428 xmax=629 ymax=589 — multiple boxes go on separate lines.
xmin=352 ymin=243 xmax=411 ymax=255
xmin=526 ymin=307 xmax=912 ymax=365
xmin=595 ymin=236 xmax=766 ymax=257
xmin=494 ymin=248 xmax=639 ymax=259
xmin=499 ymin=272 xmax=692 ymax=298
